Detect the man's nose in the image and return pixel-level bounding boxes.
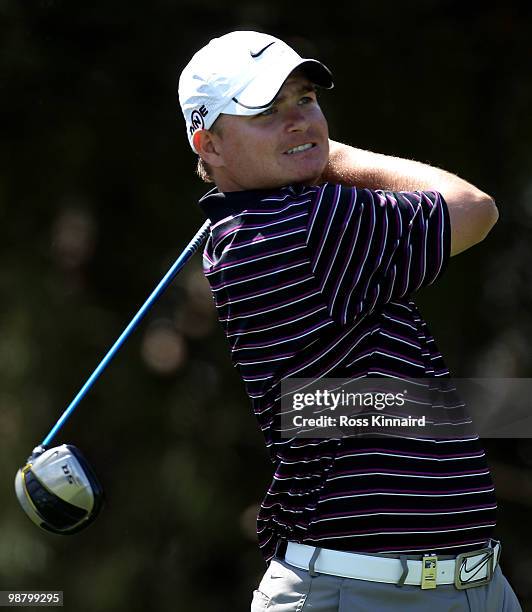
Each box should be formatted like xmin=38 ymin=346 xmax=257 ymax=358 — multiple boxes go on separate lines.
xmin=285 ymin=107 xmax=309 ymax=132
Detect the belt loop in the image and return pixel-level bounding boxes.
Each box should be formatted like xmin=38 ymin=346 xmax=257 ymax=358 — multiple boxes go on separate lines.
xmin=492 ymin=538 xmax=502 ymax=566
xmin=308 ymin=547 xmax=322 ymax=577
xmin=395 ymin=555 xmax=409 ymax=588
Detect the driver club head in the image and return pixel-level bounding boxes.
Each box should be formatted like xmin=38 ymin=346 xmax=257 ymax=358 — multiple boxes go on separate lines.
xmin=15 ymin=444 xmax=104 ymax=535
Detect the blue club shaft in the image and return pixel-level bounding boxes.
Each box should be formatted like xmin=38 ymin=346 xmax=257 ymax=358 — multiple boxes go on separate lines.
xmin=42 ymin=220 xmax=211 ymax=447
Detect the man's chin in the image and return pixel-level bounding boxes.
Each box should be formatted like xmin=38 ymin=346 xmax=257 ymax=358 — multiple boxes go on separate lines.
xmin=264 ymin=176 xmax=321 ymax=190
xmin=297 ymin=160 xmax=329 ymax=186
xmin=292 ymin=172 xmax=325 ymax=187
xmin=283 ymin=167 xmax=327 ymax=188
xmin=243 ymin=165 xmax=327 ymax=190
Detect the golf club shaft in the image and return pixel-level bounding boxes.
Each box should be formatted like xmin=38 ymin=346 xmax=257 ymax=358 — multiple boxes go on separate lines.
xmin=42 ymin=219 xmax=212 ymax=447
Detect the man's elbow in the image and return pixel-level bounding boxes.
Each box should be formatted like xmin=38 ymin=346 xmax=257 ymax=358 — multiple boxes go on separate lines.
xmin=478 ymin=194 xmax=499 ymax=240
xmin=465 ymin=194 xmax=499 ymax=252
xmin=449 ymin=193 xmax=499 ymax=256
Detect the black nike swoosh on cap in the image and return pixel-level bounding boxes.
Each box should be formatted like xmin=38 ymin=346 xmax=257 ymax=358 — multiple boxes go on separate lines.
xmin=250 ymin=41 xmax=275 ymax=58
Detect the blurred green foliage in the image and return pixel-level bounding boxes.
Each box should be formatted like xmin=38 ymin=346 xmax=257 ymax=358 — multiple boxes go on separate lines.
xmin=1 ymin=1 xmax=532 ymax=609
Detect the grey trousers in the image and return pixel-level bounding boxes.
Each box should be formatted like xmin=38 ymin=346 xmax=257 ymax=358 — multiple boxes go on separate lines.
xmin=250 ymin=557 xmax=523 ymax=611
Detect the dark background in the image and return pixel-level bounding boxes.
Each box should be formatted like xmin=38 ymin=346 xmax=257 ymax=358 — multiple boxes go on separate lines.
xmin=1 ymin=1 xmax=532 ymax=609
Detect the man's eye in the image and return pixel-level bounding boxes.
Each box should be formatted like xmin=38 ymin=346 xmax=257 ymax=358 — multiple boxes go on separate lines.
xmin=259 ymin=106 xmax=276 ymax=116
xmin=299 ymin=95 xmax=316 ymax=105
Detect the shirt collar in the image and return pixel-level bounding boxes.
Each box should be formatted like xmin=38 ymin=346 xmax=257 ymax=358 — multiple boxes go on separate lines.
xmin=198 ymin=184 xmax=312 ymax=224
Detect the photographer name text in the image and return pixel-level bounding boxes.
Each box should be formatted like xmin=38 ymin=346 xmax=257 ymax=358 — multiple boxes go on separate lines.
xmin=292 ymin=414 xmax=426 ymax=428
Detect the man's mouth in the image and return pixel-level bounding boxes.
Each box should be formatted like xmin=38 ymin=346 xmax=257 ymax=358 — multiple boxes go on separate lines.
xmin=284 ymin=143 xmax=316 ymax=155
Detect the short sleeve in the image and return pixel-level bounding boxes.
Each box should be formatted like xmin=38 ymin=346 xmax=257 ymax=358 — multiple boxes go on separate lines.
xmin=306 ymin=184 xmax=451 ymax=325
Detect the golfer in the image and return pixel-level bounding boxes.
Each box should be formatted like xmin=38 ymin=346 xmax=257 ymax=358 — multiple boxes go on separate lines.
xmin=179 ymin=31 xmax=522 ymax=611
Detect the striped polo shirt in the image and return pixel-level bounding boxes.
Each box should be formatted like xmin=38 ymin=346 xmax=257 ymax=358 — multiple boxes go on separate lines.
xmin=198 ymin=183 xmax=497 ymax=564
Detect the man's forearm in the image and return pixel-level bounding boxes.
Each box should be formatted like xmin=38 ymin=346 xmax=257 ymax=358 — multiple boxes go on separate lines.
xmin=321 ymin=139 xmax=499 ymax=257
xmin=323 ymin=139 xmax=485 ymax=195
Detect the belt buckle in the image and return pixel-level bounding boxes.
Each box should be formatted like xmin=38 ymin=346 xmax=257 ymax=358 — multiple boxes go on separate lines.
xmin=454 ymin=547 xmax=494 ymax=590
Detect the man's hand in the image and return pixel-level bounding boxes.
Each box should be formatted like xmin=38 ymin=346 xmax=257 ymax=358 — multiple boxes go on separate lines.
xmin=319 ymin=139 xmax=499 ymax=257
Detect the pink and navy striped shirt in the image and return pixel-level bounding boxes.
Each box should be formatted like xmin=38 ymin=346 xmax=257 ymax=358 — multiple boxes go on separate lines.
xmin=199 ymin=183 xmax=497 ymax=563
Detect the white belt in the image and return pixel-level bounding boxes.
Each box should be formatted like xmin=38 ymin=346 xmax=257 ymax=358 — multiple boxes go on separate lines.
xmin=284 ymin=541 xmax=500 ymax=589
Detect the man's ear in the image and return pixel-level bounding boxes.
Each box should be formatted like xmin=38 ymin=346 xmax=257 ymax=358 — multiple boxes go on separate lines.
xmin=193 ymin=129 xmax=223 ymax=168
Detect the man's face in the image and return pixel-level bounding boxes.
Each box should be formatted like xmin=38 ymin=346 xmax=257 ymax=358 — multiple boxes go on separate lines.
xmin=211 ymin=72 xmax=329 ymax=191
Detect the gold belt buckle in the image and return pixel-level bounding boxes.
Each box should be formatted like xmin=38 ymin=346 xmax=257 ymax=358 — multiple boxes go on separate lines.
xmin=454 ymin=547 xmax=495 ymax=590
xmin=421 ymin=554 xmax=438 ymax=589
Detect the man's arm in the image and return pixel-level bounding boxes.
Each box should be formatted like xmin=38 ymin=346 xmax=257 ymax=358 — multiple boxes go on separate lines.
xmin=321 ymin=140 xmax=499 ymax=257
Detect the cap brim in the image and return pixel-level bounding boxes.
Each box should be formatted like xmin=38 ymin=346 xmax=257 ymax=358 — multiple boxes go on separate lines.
xmin=219 ymin=58 xmax=334 ymax=118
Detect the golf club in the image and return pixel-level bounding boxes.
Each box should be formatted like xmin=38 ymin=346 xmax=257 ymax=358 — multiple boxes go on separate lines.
xmin=15 ymin=219 xmax=211 ymax=534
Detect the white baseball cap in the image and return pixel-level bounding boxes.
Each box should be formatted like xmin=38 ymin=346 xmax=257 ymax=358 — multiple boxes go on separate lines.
xmin=178 ymin=31 xmax=334 ymax=152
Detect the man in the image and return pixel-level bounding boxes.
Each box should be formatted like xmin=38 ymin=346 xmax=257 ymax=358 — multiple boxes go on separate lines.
xmin=178 ymin=31 xmax=522 ymax=611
